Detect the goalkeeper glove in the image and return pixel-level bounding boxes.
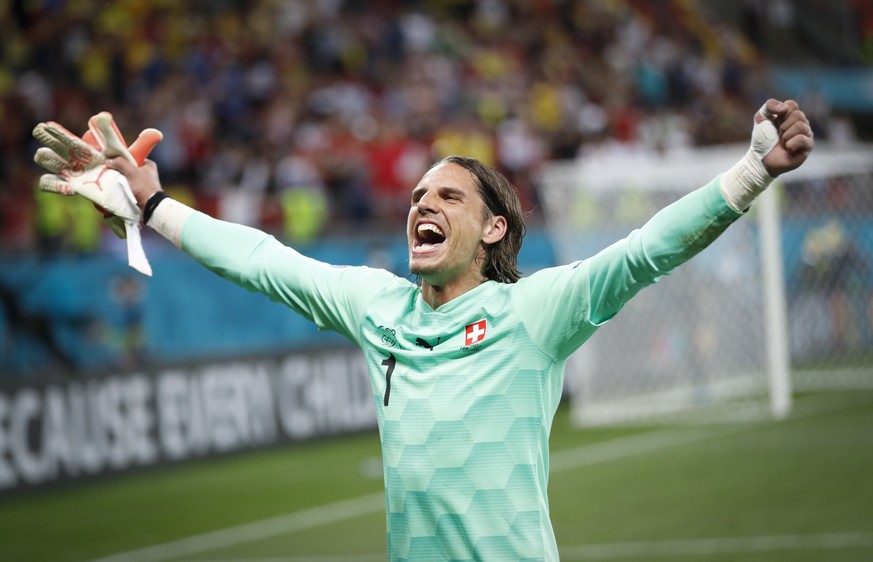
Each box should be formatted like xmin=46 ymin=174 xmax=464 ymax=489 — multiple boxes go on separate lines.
xmin=33 ymin=112 xmax=162 ymax=236
xmin=32 ymin=113 xmax=163 ymax=275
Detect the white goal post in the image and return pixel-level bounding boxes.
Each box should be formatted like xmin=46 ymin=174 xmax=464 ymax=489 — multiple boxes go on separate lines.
xmin=537 ymin=142 xmax=873 ymax=426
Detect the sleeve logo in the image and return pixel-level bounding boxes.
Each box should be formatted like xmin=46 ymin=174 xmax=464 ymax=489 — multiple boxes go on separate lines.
xmin=464 ymin=319 xmax=487 ymax=346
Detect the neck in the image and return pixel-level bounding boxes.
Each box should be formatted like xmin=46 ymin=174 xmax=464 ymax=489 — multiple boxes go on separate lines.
xmin=420 ymin=272 xmax=488 ymax=309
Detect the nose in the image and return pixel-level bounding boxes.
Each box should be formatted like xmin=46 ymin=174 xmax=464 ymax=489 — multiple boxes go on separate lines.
xmin=416 ymin=190 xmax=438 ymax=215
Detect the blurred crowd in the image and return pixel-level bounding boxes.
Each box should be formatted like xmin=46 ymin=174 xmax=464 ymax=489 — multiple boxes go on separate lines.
xmin=0 ymin=0 xmax=866 ymax=254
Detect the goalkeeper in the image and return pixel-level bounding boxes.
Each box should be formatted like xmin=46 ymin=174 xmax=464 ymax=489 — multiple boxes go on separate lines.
xmin=35 ymin=99 xmax=812 ymax=560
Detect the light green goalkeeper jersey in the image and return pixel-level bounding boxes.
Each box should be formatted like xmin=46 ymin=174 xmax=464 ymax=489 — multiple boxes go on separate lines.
xmin=177 ymin=177 xmax=742 ymax=560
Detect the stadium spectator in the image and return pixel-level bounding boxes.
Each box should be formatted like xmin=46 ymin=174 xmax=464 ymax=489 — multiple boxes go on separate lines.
xmin=3 ymin=0 xmax=856 ymax=252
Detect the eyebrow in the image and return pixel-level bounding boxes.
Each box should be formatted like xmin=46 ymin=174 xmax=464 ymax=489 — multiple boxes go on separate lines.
xmin=411 ymin=186 xmax=467 ymax=200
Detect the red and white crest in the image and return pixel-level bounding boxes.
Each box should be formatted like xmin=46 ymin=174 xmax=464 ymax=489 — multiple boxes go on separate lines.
xmin=464 ymin=319 xmax=487 ymax=346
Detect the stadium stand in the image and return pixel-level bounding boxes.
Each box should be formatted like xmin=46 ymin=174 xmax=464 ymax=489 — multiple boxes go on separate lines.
xmin=1 ymin=0 xmax=870 ymax=376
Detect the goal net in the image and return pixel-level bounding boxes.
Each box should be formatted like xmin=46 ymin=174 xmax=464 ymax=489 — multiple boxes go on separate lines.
xmin=537 ymin=143 xmax=873 ymax=426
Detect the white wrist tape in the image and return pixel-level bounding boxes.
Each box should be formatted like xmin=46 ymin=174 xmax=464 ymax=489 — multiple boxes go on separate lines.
xmin=147 ymin=197 xmax=193 ymax=248
xmin=720 ymin=106 xmax=778 ymax=212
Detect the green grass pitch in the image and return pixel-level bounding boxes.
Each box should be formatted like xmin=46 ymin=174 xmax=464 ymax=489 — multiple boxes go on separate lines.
xmin=1 ymin=390 xmax=871 ymax=562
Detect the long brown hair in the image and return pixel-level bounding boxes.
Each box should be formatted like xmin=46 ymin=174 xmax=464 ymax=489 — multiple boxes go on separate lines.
xmin=439 ymin=155 xmax=525 ymax=283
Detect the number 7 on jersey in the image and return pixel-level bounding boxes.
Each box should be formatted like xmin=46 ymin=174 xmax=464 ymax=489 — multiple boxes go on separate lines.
xmin=381 ymin=353 xmax=396 ymax=406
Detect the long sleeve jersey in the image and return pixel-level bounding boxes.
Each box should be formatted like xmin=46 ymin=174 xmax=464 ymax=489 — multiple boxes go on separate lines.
xmin=170 ymin=176 xmax=743 ymax=560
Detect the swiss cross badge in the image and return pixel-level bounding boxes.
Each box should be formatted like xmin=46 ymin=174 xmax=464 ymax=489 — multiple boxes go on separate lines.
xmin=464 ymin=319 xmax=487 ymax=346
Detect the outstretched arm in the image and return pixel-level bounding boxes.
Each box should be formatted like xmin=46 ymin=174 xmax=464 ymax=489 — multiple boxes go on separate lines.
xmin=516 ymin=99 xmax=815 ymax=360
xmin=587 ymin=98 xmax=814 ymax=324
xmin=106 ymin=155 xmax=292 ymax=288
xmin=105 ymin=155 xmax=386 ymax=344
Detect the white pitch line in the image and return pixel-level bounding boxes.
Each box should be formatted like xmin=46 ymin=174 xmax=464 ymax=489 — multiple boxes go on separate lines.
xmin=559 ymin=532 xmax=873 ymax=559
xmin=85 ymin=493 xmax=386 ymax=562
xmin=548 ymin=426 xmax=736 ymax=473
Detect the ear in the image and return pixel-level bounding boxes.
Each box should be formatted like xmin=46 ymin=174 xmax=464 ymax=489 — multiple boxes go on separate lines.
xmin=482 ymin=215 xmax=508 ymax=245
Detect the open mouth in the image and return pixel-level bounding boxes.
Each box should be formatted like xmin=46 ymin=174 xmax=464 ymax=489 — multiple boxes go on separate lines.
xmin=413 ymin=222 xmax=446 ymax=253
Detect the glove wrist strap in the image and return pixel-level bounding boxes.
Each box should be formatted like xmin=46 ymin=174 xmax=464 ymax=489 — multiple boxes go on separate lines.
xmin=143 ymin=191 xmax=170 ymax=225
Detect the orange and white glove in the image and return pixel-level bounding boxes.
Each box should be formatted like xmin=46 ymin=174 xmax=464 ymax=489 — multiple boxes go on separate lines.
xmin=32 ymin=112 xmax=163 ymax=275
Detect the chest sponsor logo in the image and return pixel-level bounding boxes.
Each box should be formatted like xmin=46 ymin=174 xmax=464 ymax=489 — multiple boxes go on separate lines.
xmin=464 ymin=319 xmax=487 ymax=346
xmin=377 ymin=325 xmax=397 ymax=347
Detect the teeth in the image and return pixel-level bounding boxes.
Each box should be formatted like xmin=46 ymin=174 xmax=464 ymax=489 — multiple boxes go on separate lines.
xmin=417 ymin=223 xmax=444 ymax=237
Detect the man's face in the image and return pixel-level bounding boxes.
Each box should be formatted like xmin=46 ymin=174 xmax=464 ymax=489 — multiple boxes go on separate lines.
xmin=407 ymin=162 xmax=495 ymax=287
